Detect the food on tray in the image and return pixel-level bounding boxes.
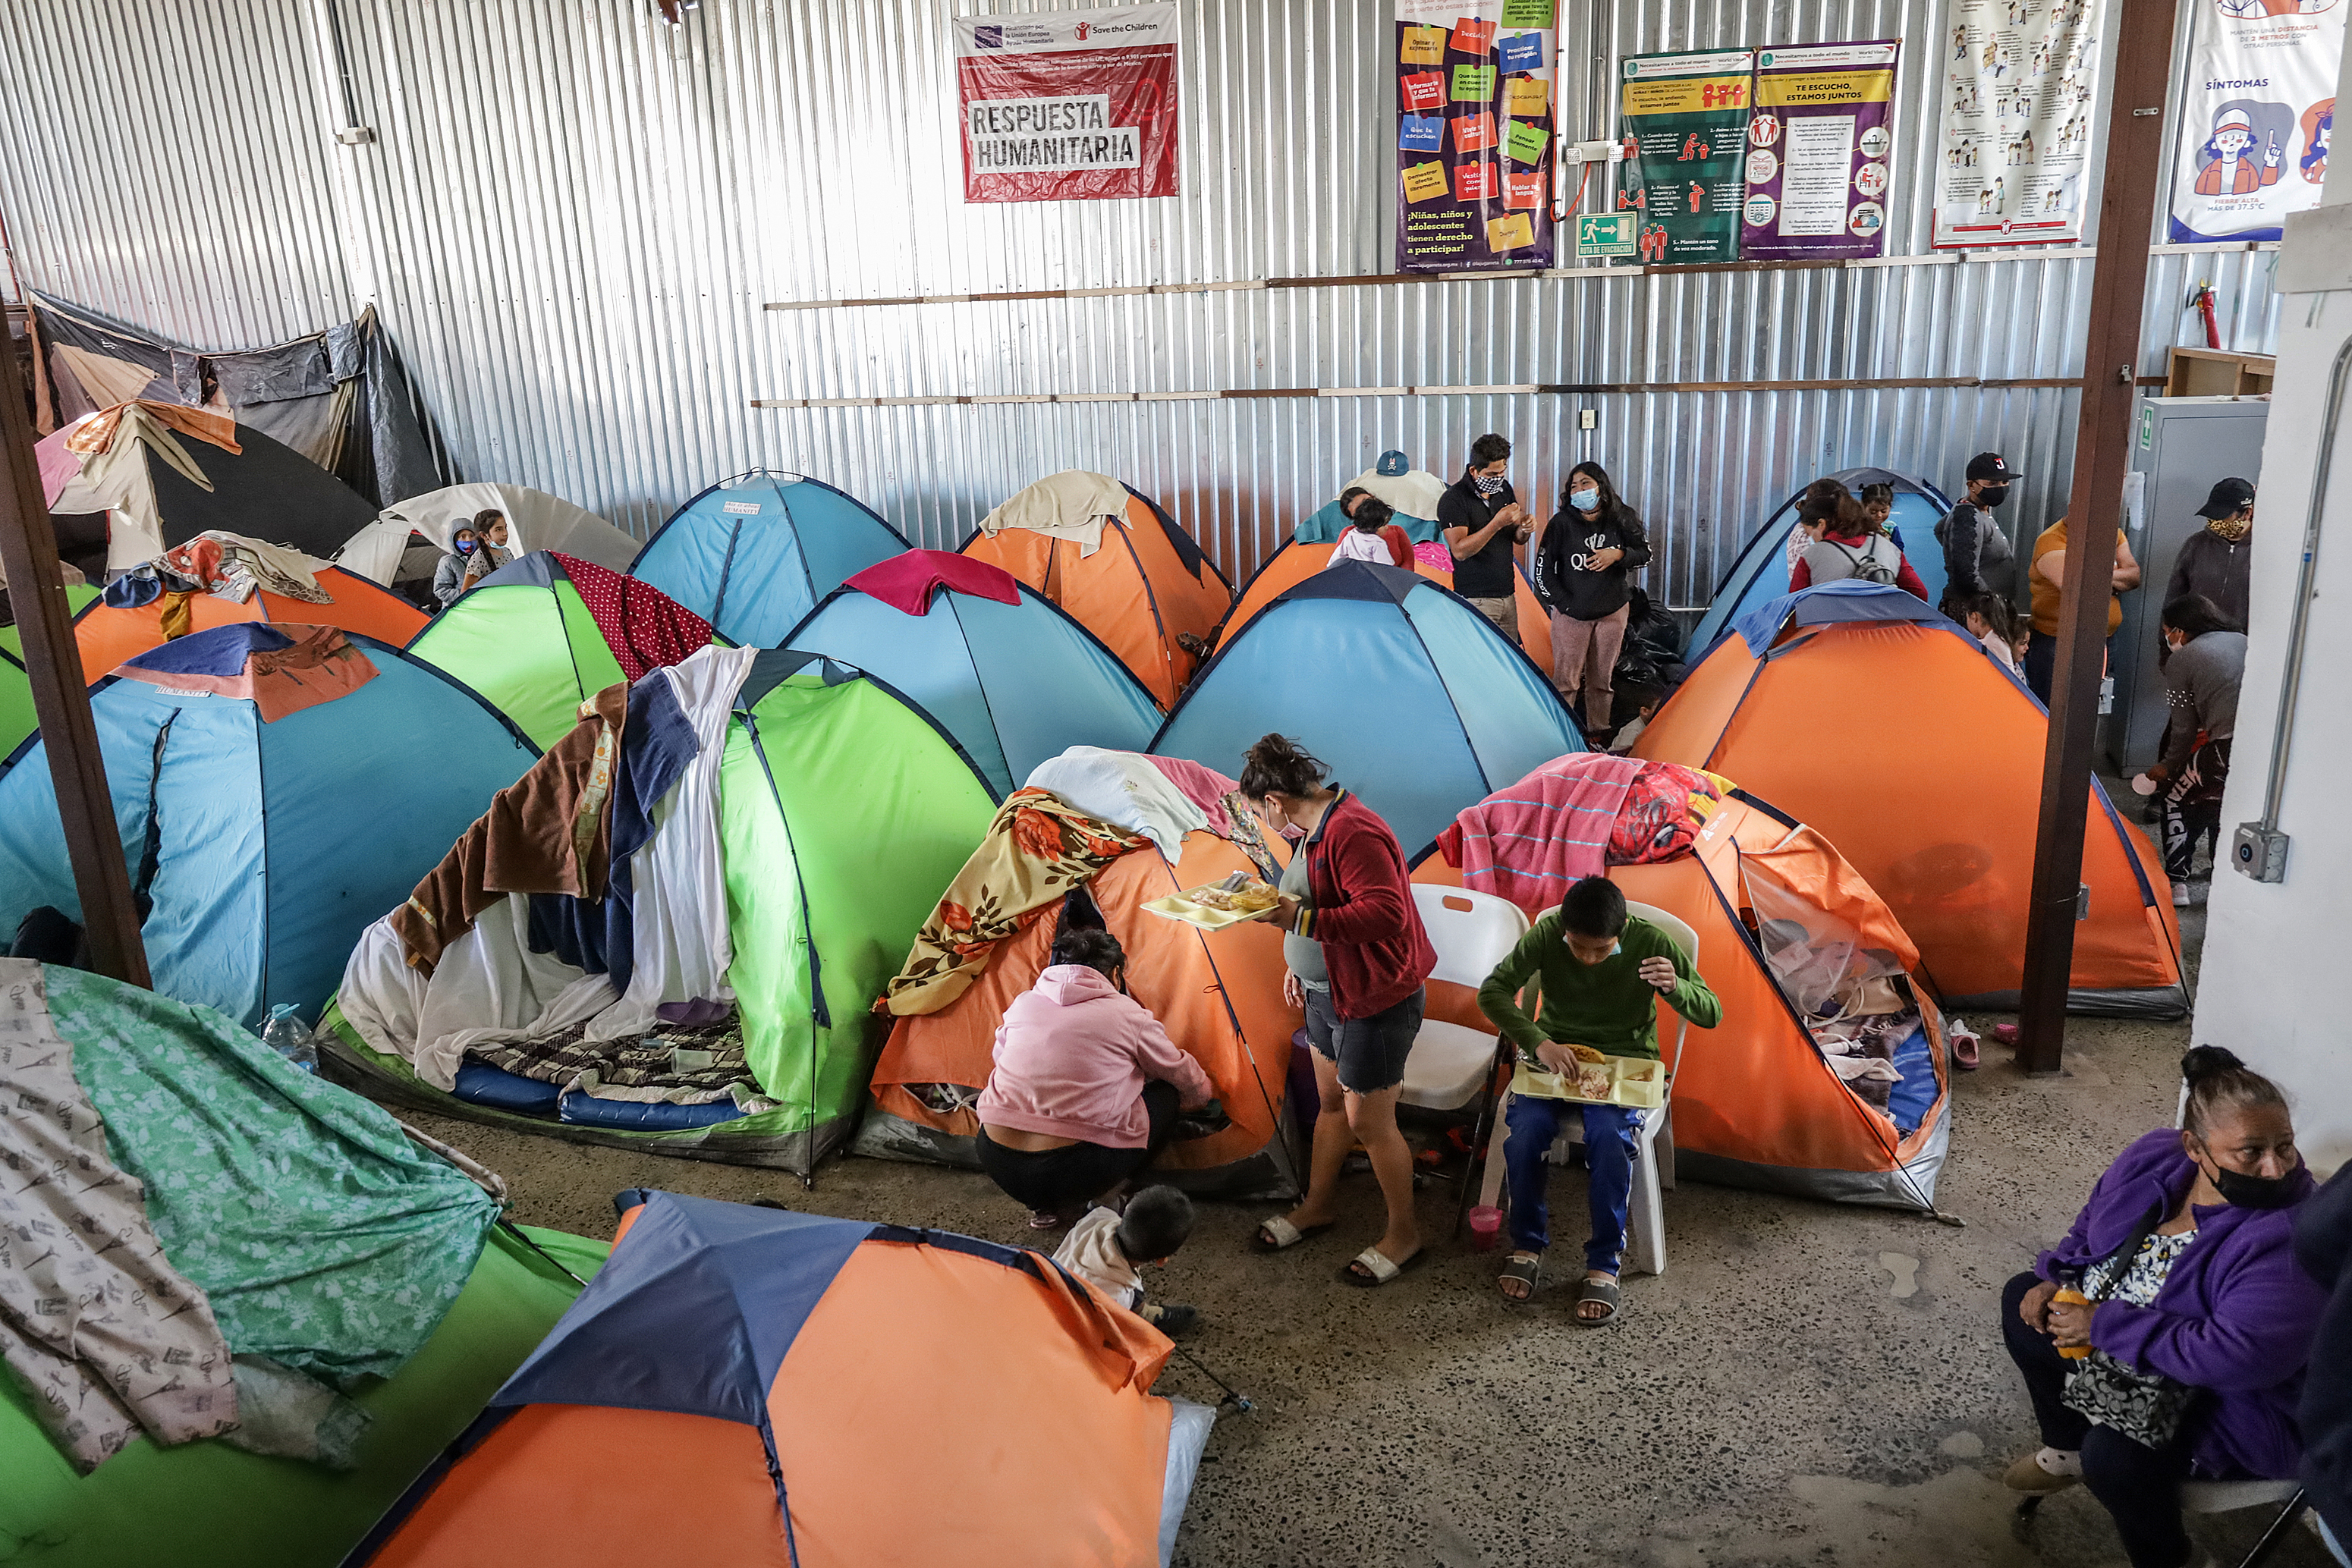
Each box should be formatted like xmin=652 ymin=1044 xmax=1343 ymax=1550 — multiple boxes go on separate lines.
xmin=1565 ymin=1043 xmax=1606 ymax=1064
xmin=1190 ymin=878 xmax=1278 ymax=913
xmin=1574 ymin=1064 xmax=1612 ymax=1100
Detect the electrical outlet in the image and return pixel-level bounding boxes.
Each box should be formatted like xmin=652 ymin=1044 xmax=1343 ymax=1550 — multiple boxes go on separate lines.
xmin=1578 ymin=409 xmax=1597 ymax=430
xmin=2233 ymin=823 xmax=2289 ymax=882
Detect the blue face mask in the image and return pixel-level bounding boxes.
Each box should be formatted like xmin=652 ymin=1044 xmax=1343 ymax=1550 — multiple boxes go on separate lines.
xmin=1569 ymin=487 xmax=1600 ymax=512
xmin=456 ymin=539 xmax=478 ymax=555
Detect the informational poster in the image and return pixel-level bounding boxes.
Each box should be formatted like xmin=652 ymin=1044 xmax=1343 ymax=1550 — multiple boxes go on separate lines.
xmin=953 ymin=4 xmax=1179 ymax=203
xmin=1932 ymin=0 xmax=2104 ymax=249
xmin=2168 ymin=0 xmax=2343 ymax=243
xmin=1618 ymin=49 xmax=1756 ymax=265
xmin=1740 ymin=40 xmax=1901 ymax=259
xmin=1395 ymin=0 xmax=1558 ymax=272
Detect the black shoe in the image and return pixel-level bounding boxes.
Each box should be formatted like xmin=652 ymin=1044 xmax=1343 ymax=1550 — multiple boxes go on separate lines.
xmin=1141 ymin=1302 xmax=1199 ymax=1336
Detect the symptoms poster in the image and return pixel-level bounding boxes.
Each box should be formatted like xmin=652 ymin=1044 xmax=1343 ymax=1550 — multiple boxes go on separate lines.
xmin=1932 ymin=0 xmax=2104 ymax=248
xmin=1395 ymin=0 xmax=1558 ymax=271
xmin=1618 ymin=50 xmax=1755 ymax=264
xmin=2167 ymin=0 xmax=2342 ymax=243
xmin=954 ymin=4 xmax=1179 ymax=203
xmin=1741 ymin=40 xmax=1901 ymax=260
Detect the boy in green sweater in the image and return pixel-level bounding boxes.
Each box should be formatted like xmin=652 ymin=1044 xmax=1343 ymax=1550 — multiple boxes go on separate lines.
xmin=1477 ymin=875 xmax=1718 ymax=1324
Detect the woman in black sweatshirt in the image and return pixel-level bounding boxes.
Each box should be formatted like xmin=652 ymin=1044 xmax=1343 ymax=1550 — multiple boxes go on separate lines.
xmin=1536 ymin=461 xmax=1652 ymax=742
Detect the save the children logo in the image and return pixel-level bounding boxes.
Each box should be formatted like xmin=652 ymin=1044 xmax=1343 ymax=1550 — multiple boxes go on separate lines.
xmin=1074 ymin=20 xmax=1090 ymax=38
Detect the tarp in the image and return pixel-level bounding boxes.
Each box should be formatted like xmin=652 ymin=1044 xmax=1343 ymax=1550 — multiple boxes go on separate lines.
xmin=629 ymin=472 xmax=908 ymax=648
xmin=27 ymin=291 xmax=439 ymax=507
xmin=1634 ymin=583 xmax=2186 ymax=1017
xmin=962 ymin=480 xmax=1231 ymax=708
xmin=1152 ymin=561 xmax=1584 ymax=856
xmin=0 ymin=626 xmax=539 ymax=1029
xmin=351 ymin=1190 xmax=1211 ymax=1568
xmin=784 ymin=554 xmax=1164 ymax=798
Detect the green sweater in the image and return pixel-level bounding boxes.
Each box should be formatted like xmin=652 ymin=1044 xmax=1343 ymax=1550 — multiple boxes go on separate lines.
xmin=1476 ymin=913 xmax=1720 ymax=1061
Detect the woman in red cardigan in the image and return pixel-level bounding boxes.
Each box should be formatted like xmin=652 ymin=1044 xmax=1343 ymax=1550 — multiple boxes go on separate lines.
xmin=1241 ymin=734 xmax=1439 ymax=1287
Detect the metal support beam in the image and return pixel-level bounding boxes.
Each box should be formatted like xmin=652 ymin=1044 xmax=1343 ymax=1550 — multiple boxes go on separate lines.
xmin=0 ymin=348 xmax=149 ymax=986
xmin=2015 ymin=0 xmax=2178 ymax=1074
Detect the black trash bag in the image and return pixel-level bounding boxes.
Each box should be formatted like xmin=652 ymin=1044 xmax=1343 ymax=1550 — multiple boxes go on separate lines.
xmin=10 ymin=906 xmax=89 ymax=969
xmin=1612 ymin=587 xmax=1687 ymax=693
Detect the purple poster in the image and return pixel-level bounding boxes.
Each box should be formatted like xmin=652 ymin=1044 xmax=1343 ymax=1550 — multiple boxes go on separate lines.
xmin=1740 ymin=39 xmax=1901 ymax=260
xmin=1395 ymin=0 xmax=1558 ymax=273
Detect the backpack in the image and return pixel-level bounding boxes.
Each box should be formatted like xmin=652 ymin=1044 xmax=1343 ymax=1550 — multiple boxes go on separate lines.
xmin=1820 ymin=535 xmax=1900 ymax=586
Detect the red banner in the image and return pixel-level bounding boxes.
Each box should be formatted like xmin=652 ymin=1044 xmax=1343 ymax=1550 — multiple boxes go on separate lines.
xmin=954 ymin=4 xmax=1179 ymax=203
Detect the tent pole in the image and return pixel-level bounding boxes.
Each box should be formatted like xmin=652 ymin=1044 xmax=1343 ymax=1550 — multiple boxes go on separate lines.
xmin=2014 ymin=0 xmax=2177 ymax=1076
xmin=0 ymin=346 xmax=150 ymax=987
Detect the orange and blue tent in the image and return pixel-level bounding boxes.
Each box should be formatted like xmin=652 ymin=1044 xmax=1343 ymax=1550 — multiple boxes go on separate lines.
xmin=1212 ymin=535 xmax=1554 ymax=672
xmin=1635 ymin=581 xmax=2184 ymax=1018
xmin=351 ymin=1189 xmax=1214 ymax=1568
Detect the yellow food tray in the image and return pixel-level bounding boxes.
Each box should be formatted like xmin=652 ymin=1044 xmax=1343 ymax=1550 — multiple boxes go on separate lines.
xmin=1140 ymin=882 xmax=1275 ymax=932
xmin=1510 ymin=1053 xmax=1666 ymax=1110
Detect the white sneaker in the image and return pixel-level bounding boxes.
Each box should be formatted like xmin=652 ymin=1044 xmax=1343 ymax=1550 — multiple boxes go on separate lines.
xmin=2173 ymin=881 xmax=2207 ymax=908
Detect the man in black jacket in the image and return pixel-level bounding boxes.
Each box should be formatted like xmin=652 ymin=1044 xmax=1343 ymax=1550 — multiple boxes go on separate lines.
xmin=2297 ymin=1161 xmax=2352 ymax=1549
xmin=1937 ymin=451 xmax=2022 ymax=617
xmin=1439 ymin=433 xmax=1532 ymax=644
xmin=2165 ymin=477 xmax=2253 ymax=630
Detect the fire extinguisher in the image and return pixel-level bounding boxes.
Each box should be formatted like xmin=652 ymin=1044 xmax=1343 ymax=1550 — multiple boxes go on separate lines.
xmin=2188 ymin=280 xmax=2221 ymax=350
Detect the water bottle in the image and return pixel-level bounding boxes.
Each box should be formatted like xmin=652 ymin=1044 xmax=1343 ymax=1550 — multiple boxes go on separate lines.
xmin=261 ymin=1004 xmax=317 ymax=1073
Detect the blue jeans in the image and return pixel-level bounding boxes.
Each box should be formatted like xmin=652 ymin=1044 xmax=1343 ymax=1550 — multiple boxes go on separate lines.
xmin=1502 ymin=1095 xmax=1642 ymax=1274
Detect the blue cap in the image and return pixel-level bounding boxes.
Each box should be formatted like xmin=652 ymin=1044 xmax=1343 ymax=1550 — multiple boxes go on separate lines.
xmin=1376 ymin=450 xmax=1408 ymax=476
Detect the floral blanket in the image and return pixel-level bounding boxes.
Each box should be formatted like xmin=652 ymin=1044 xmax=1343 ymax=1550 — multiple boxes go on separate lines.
xmin=881 ymin=788 xmax=1147 ymax=1017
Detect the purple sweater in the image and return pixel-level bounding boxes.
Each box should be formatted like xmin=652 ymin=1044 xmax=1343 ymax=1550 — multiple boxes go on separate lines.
xmin=2035 ymin=1129 xmax=2325 ymax=1479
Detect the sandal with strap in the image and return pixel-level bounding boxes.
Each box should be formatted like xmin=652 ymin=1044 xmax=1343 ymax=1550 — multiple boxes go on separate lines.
xmin=1497 ymin=1252 xmax=1542 ymax=1303
xmin=1572 ymin=1276 xmax=1623 ymax=1326
xmin=1338 ymin=1246 xmax=1427 ymax=1288
xmin=1250 ymin=1215 xmax=1335 ymax=1252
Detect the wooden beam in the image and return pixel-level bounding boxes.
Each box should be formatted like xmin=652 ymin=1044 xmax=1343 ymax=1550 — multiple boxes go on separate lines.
xmin=2014 ymin=0 xmax=2178 ymax=1073
xmin=0 ymin=354 xmax=149 ymax=986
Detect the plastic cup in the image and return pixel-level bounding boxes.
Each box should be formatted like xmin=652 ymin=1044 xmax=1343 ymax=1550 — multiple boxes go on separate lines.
xmin=1468 ymin=1205 xmax=1503 ymax=1251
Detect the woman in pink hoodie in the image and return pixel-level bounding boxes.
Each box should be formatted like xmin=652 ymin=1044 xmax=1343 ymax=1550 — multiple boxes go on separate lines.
xmin=976 ymin=927 xmax=1218 ymax=1227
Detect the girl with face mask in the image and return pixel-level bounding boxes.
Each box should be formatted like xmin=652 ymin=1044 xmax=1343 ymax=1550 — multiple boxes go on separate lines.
xmin=432 ymin=526 xmax=483 ymax=609
xmin=1534 ymin=461 xmax=1652 ymax=744
xmin=1998 ymin=1047 xmax=2323 ymax=1568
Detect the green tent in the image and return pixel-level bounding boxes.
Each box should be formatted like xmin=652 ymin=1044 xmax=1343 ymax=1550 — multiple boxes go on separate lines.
xmin=0 ymin=963 xmax=606 ymax=1568
xmin=404 ymin=550 xmax=720 ymax=749
xmin=0 ymin=583 xmax=102 ymax=758
xmin=324 ymin=649 xmax=1000 ymax=1174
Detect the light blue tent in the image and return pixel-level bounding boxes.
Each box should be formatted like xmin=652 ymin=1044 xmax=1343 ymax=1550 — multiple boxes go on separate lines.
xmin=1684 ymin=467 xmax=1957 ymax=659
xmin=1150 ymin=560 xmax=1585 ymax=855
xmin=781 ymin=550 xmax=1163 ymax=797
xmin=1291 ymin=498 xmax=1444 ymax=544
xmin=0 ymin=624 xmax=536 ymax=1029
xmin=629 ymin=471 xmax=908 ymax=648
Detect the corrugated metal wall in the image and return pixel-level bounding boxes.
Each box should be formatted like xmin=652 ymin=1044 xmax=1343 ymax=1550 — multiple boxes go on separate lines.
xmin=0 ymin=0 xmax=2284 ymax=602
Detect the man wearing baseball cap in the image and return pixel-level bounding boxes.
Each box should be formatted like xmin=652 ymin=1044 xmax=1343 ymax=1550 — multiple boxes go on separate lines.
xmin=2164 ymin=477 xmax=2254 ymax=631
xmin=1935 ymin=451 xmax=2023 ymax=617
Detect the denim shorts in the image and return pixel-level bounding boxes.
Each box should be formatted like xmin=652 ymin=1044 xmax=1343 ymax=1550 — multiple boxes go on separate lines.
xmin=1304 ymin=985 xmax=1426 ymax=1094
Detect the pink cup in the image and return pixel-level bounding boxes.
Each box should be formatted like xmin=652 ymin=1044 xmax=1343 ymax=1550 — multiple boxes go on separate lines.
xmin=1467 ymin=1205 xmax=1503 ymax=1251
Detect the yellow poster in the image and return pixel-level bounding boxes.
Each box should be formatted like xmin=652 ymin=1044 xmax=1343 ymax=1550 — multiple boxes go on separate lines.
xmin=1402 ymin=159 xmax=1451 ymax=204
xmin=1758 ymin=68 xmax=1892 ymax=105
xmin=1620 ymin=75 xmax=1749 ymax=116
xmin=1506 ymin=75 xmax=1550 ymax=117
xmin=1400 ymin=25 xmax=1444 ymax=64
xmin=1486 ymin=212 xmax=1536 ymax=251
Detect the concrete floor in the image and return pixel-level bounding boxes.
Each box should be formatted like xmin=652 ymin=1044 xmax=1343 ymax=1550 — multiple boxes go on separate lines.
xmin=402 ymin=850 xmax=2332 ymax=1567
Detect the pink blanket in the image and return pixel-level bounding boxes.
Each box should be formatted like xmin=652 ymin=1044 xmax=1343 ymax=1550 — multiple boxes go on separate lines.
xmin=1434 ymin=753 xmax=1645 ymax=915
xmin=1143 ymin=754 xmax=1241 ymax=836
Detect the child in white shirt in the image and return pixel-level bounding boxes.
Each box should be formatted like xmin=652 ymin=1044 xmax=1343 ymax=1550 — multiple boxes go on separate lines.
xmin=1052 ymin=1185 xmax=1199 ymax=1335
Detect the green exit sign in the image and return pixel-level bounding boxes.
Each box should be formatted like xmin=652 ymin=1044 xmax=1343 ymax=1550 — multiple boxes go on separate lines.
xmin=1576 ymin=212 xmax=1638 ymax=259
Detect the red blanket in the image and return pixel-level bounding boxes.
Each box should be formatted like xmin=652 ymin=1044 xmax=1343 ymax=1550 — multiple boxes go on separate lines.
xmin=847 ymin=550 xmax=1020 ymax=615
xmin=555 ymin=553 xmax=712 ymax=683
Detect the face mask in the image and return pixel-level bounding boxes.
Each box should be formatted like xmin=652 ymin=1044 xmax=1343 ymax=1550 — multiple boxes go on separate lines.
xmin=1569 ymin=488 xmax=1600 ymax=512
xmin=2196 ymin=1138 xmax=2300 ymax=1208
xmin=456 ymin=539 xmax=478 ymax=555
xmin=1978 ymin=484 xmax=2010 ymax=508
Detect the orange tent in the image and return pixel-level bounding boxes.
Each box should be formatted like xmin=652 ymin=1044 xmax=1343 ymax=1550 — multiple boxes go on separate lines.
xmin=74 ymin=565 xmax=426 ymax=681
xmin=1416 ymin=789 xmax=1953 ymax=1210
xmin=1215 ymin=536 xmax=1554 ymax=674
xmin=1634 ymin=583 xmax=2184 ymax=1017
xmin=962 ymin=479 xmax=1231 ymax=707
xmin=857 ymin=828 xmax=1301 ymax=1196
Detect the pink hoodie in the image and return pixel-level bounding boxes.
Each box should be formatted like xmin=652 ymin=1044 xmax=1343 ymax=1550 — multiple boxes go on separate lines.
xmin=976 ymin=965 xmax=1215 ymax=1148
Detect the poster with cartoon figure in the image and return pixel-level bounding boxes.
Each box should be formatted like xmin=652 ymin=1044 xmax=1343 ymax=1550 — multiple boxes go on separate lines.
xmin=1395 ymin=0 xmax=1559 ymax=272
xmin=2168 ymin=0 xmax=2343 ymax=241
xmin=1932 ymin=0 xmax=2104 ymax=247
xmin=1740 ymin=39 xmax=1901 ymax=259
xmin=1618 ymin=48 xmax=1755 ymax=263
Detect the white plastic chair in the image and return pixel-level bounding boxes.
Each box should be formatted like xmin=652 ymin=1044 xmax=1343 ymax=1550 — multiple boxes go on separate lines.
xmin=1474 ymin=900 xmax=1698 ymax=1278
xmin=1395 ymin=885 xmax=1529 ymax=1113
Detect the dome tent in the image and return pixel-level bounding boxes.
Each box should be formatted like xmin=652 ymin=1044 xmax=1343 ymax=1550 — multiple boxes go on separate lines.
xmin=406 ymin=551 xmax=719 ymax=748
xmin=71 ymin=556 xmax=426 ymax=682
xmin=336 ymin=482 xmax=643 ymax=599
xmin=629 ymin=470 xmax=909 ymax=647
xmin=0 ymin=624 xmax=537 ymax=1030
xmin=781 ymin=551 xmax=1164 ymax=798
xmin=0 ymin=582 xmax=102 ymax=756
xmin=1684 ymin=466 xmax=1957 ymax=658
xmin=1152 ymin=561 xmax=1584 ymax=856
xmin=961 ymin=473 xmax=1232 ymax=706
xmin=326 ymin=647 xmax=999 ymax=1174
xmin=1213 ymin=535 xmax=1555 ymax=672
xmin=1634 ymin=582 xmax=2185 ymax=1017
xmin=348 ymin=1190 xmax=1212 ymax=1568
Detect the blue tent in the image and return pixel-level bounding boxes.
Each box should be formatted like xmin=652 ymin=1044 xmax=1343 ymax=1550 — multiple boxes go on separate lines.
xmin=629 ymin=471 xmax=908 ymax=648
xmin=781 ymin=551 xmax=1162 ymax=797
xmin=1684 ymin=467 xmax=1957 ymax=659
xmin=1150 ymin=561 xmax=1585 ymax=855
xmin=0 ymin=624 xmax=535 ymax=1029
xmin=1292 ymin=498 xmax=1444 ymax=544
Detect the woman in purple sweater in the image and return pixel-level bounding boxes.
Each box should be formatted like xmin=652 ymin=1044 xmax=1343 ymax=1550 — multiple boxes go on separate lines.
xmin=2001 ymin=1047 xmax=2326 ymax=1567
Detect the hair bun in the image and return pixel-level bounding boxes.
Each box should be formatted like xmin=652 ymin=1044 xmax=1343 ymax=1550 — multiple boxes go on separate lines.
xmin=2181 ymin=1045 xmax=2246 ymax=1083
